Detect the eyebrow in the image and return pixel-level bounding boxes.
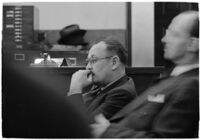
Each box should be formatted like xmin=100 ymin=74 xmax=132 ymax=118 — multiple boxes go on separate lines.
xmin=87 ymin=55 xmax=96 ymax=59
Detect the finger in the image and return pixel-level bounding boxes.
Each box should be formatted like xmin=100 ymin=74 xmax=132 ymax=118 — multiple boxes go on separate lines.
xmin=77 ymin=70 xmax=90 ymax=75
xmin=94 ymin=114 xmax=109 ymax=124
xmin=87 ymin=73 xmax=93 ymax=82
xmin=78 ymin=69 xmax=90 ymax=72
xmin=89 ymin=123 xmax=97 ymax=129
xmin=79 ymin=70 xmax=93 ymax=80
xmin=83 ymin=69 xmax=91 ymax=74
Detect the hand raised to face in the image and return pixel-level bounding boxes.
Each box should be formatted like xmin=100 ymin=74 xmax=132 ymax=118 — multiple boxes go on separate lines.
xmin=68 ymin=70 xmax=93 ymax=96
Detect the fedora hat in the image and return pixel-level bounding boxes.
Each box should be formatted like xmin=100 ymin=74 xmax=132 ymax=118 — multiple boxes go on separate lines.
xmin=58 ymin=24 xmax=88 ymax=45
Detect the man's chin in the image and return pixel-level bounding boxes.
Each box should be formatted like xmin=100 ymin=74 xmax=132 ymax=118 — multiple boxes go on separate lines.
xmin=92 ymin=80 xmax=101 ymax=87
xmin=163 ymin=54 xmax=170 ymax=60
xmin=92 ymin=80 xmax=98 ymax=85
xmin=92 ymin=77 xmax=97 ymax=85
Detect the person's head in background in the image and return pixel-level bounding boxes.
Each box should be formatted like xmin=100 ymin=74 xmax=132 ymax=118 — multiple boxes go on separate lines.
xmin=57 ymin=24 xmax=88 ymax=50
xmin=161 ymin=10 xmax=199 ymax=66
xmin=86 ymin=36 xmax=127 ymax=87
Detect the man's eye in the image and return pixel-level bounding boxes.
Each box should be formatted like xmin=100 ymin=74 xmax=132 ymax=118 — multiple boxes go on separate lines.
xmin=91 ymin=59 xmax=96 ymax=64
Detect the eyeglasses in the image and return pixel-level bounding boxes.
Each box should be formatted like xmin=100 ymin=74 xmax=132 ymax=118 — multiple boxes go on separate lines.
xmin=86 ymin=56 xmax=114 ymax=65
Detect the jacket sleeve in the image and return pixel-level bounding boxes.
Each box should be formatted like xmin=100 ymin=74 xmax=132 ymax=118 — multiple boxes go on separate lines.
xmin=91 ymin=89 xmax=137 ymax=120
xmin=102 ymin=78 xmax=199 ymax=138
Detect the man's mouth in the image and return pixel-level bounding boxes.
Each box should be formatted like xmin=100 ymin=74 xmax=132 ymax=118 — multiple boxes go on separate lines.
xmin=91 ymin=72 xmax=95 ymax=77
xmin=163 ymin=45 xmax=167 ymax=51
xmin=88 ymin=71 xmax=94 ymax=77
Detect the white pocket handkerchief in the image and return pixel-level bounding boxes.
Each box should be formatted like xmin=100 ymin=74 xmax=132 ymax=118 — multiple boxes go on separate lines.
xmin=147 ymin=94 xmax=165 ymax=103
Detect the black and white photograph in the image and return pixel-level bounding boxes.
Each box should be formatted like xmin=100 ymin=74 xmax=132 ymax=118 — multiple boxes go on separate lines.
xmin=1 ymin=1 xmax=199 ymax=138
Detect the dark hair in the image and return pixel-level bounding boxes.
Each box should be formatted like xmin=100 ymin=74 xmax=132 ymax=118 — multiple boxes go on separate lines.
xmin=94 ymin=36 xmax=127 ymax=65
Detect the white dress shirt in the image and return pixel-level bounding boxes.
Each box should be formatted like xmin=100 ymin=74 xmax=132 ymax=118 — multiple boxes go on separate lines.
xmin=170 ymin=63 xmax=199 ymax=76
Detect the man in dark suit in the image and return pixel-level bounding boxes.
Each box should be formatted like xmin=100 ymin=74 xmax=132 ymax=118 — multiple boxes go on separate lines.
xmin=91 ymin=10 xmax=199 ymax=138
xmin=67 ymin=37 xmax=137 ymax=120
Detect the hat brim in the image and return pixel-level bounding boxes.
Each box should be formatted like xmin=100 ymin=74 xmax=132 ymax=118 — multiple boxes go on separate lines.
xmin=58 ymin=39 xmax=88 ymax=45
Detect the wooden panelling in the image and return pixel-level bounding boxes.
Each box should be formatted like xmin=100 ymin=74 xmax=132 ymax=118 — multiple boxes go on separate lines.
xmin=25 ymin=67 xmax=164 ymax=94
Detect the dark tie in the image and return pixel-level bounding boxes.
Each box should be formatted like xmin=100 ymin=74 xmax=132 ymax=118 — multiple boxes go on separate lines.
xmin=83 ymin=86 xmax=102 ymax=106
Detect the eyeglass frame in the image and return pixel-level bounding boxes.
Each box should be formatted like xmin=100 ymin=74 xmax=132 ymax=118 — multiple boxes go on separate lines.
xmin=85 ymin=56 xmax=114 ymax=65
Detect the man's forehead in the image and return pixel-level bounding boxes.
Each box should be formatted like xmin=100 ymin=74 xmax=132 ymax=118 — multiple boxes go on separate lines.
xmin=88 ymin=41 xmax=107 ymax=57
xmin=168 ymin=13 xmax=196 ymax=35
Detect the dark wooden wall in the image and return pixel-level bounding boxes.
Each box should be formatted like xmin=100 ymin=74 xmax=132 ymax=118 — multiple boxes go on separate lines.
xmin=3 ymin=67 xmax=163 ymax=95
xmin=3 ymin=49 xmax=164 ymax=95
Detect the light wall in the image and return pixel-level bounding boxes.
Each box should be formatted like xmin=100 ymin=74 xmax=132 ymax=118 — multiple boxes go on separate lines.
xmin=131 ymin=2 xmax=154 ymax=67
xmin=4 ymin=2 xmax=126 ymax=30
xmin=3 ymin=2 xmax=155 ymax=67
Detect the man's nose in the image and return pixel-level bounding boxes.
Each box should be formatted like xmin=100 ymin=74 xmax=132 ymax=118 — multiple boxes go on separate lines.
xmin=86 ymin=62 xmax=92 ymax=70
xmin=161 ymin=35 xmax=166 ymax=43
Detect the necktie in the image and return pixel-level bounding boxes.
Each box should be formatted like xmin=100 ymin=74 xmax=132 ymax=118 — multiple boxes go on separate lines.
xmin=83 ymin=87 xmax=102 ymax=106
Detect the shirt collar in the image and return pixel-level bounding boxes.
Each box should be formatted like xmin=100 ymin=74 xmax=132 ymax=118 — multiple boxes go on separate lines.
xmin=170 ymin=63 xmax=199 ymax=76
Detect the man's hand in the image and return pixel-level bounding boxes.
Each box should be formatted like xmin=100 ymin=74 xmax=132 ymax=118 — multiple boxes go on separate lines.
xmin=90 ymin=114 xmax=110 ymax=138
xmin=68 ymin=70 xmax=93 ymax=96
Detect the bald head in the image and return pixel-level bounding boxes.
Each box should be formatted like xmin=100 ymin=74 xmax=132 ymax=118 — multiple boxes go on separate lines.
xmin=176 ymin=11 xmax=199 ymax=38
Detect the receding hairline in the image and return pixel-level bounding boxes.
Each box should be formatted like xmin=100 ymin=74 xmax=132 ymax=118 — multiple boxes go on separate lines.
xmin=89 ymin=41 xmax=113 ymax=57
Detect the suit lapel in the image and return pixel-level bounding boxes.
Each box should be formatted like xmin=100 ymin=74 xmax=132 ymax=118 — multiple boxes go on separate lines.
xmin=85 ymin=75 xmax=129 ymax=112
xmin=110 ymin=88 xmax=150 ymax=121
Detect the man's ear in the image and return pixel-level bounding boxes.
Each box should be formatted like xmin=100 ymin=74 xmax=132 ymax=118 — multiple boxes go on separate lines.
xmin=111 ymin=56 xmax=120 ymax=70
xmin=187 ymin=37 xmax=199 ymax=53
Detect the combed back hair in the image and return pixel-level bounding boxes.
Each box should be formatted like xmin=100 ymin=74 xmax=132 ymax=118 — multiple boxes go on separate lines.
xmin=93 ymin=36 xmax=127 ymax=65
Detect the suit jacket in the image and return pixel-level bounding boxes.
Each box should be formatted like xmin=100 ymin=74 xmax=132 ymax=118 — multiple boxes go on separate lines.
xmin=102 ymin=68 xmax=199 ymax=138
xmin=69 ymin=75 xmax=137 ymax=120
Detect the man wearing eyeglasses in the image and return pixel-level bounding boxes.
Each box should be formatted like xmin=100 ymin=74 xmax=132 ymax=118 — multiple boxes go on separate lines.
xmin=67 ymin=37 xmax=137 ymax=120
xmin=90 ymin=11 xmax=199 ymax=138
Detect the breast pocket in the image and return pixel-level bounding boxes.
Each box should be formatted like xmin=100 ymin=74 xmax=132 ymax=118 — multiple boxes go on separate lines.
xmin=124 ymin=101 xmax=165 ymax=130
xmin=138 ymin=102 xmax=165 ymax=129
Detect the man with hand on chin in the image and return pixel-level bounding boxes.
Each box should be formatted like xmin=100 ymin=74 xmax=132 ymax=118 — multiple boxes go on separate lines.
xmin=67 ymin=37 xmax=137 ymax=120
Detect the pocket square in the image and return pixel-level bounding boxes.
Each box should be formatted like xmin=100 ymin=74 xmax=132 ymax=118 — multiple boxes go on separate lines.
xmin=147 ymin=94 xmax=165 ymax=103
